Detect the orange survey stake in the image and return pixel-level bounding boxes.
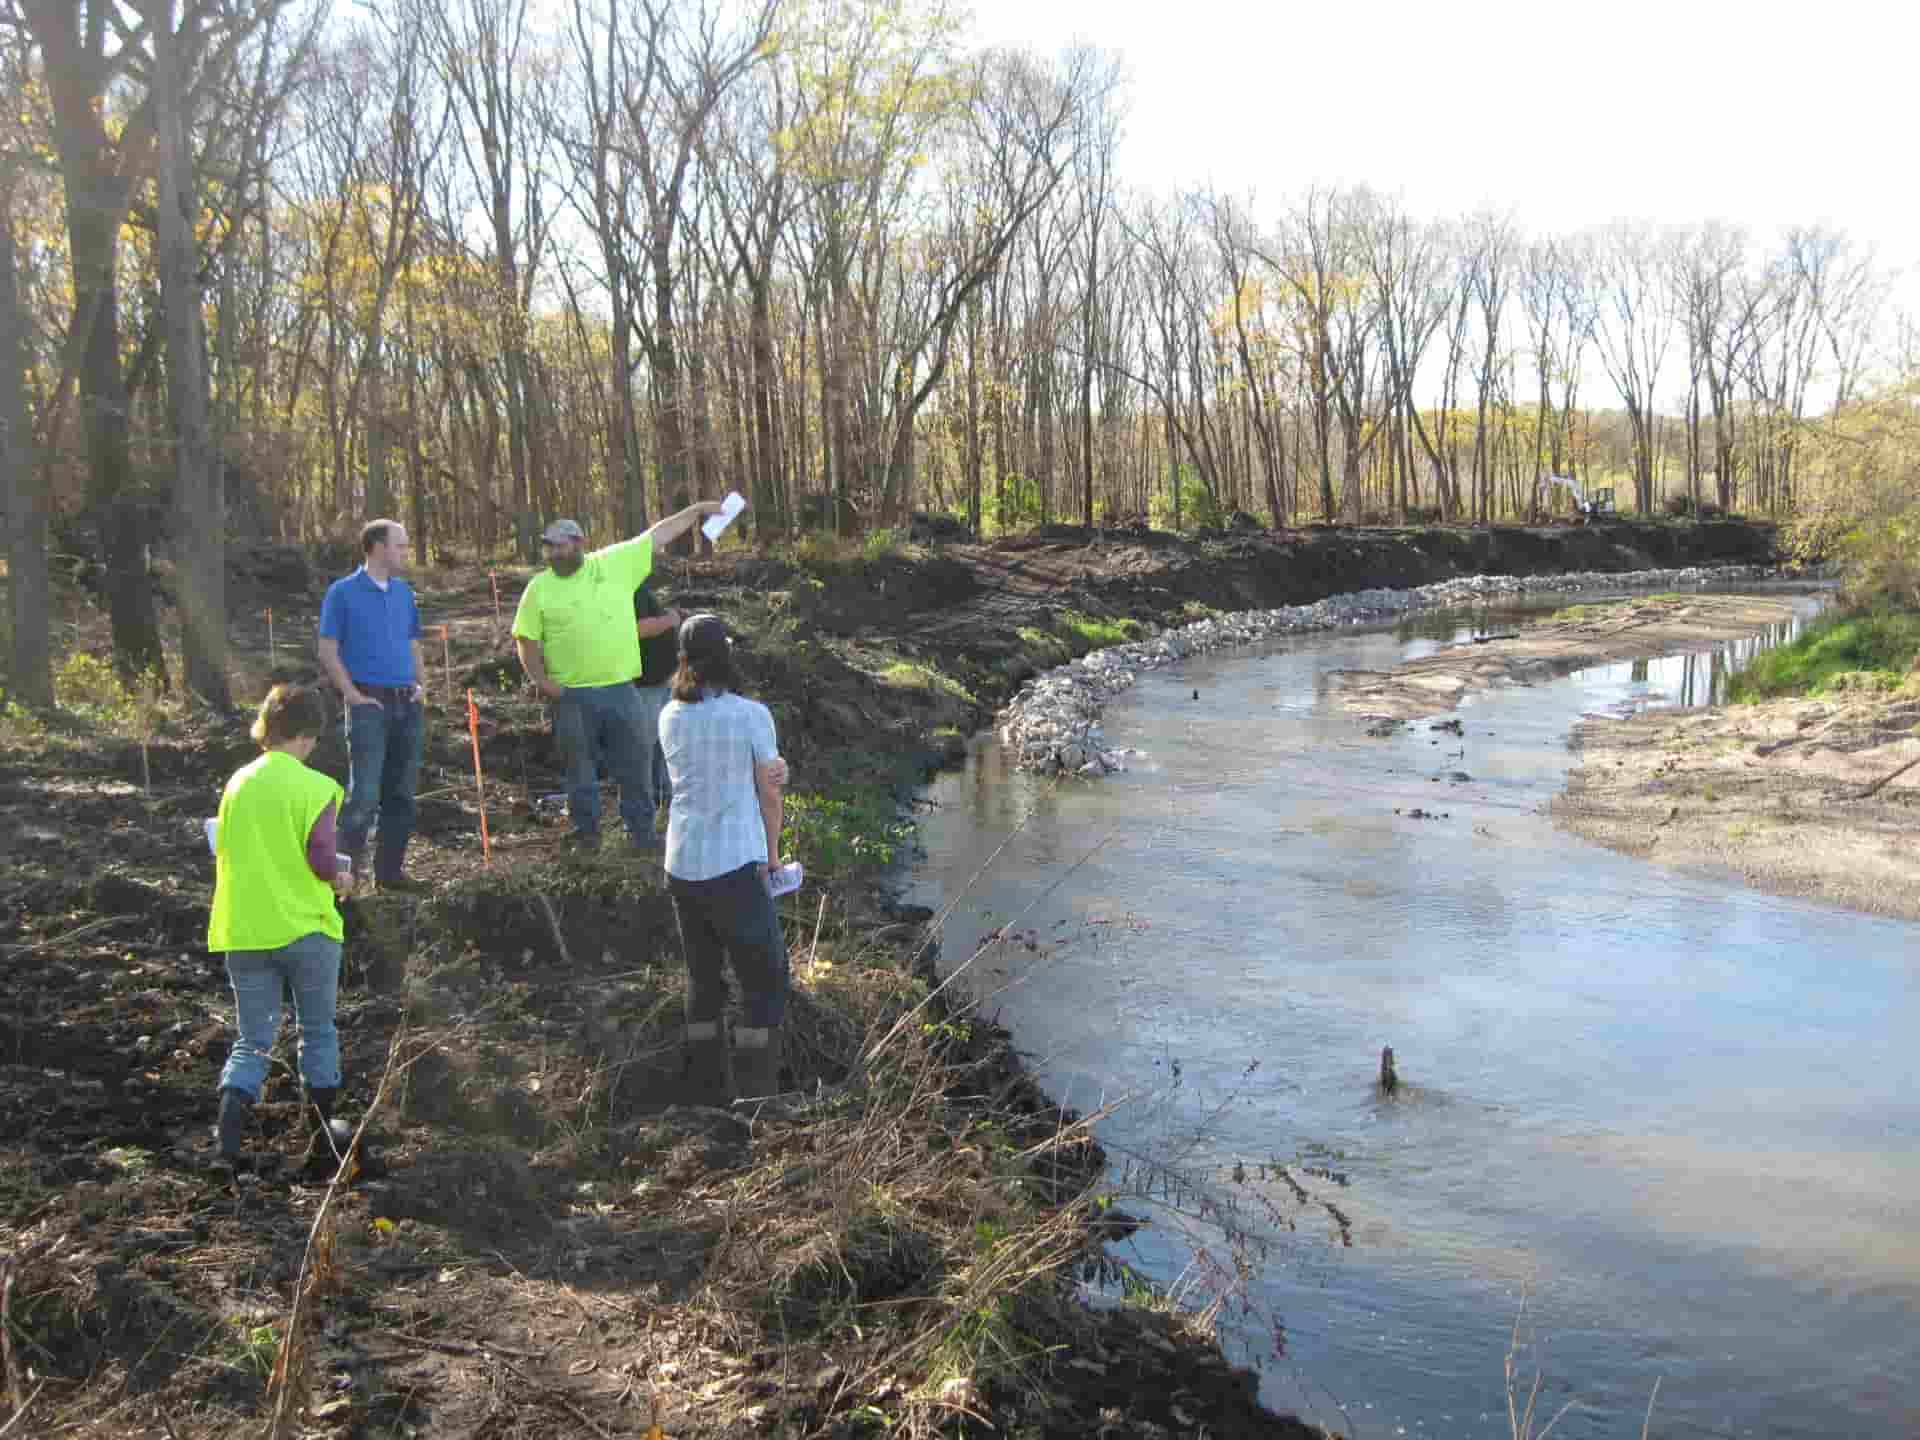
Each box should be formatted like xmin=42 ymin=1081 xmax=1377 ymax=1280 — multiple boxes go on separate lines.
xmin=467 ymin=688 xmax=492 ymax=865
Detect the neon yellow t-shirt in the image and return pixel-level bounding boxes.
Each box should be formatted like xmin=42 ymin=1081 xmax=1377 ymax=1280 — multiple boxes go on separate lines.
xmin=510 ymin=536 xmax=655 ymax=687
xmin=207 ymin=751 xmax=345 ymax=951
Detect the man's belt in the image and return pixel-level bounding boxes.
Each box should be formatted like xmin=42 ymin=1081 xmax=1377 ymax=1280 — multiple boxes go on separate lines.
xmin=357 ymin=684 xmax=417 ymax=702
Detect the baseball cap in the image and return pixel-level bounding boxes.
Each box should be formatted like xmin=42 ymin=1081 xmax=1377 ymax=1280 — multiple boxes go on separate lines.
xmin=678 ymin=613 xmax=732 ymax=664
xmin=541 ymin=519 xmax=586 ymax=544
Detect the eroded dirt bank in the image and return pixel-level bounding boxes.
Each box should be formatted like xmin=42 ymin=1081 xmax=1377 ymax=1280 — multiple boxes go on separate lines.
xmin=752 ymin=518 xmax=1777 ymax=698
xmin=1554 ymin=687 xmax=1920 ymax=922
xmin=1329 ymin=594 xmax=1802 ymax=721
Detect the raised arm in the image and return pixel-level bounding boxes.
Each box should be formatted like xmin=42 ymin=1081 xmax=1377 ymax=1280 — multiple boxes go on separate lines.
xmin=643 ymin=500 xmax=729 ymax=551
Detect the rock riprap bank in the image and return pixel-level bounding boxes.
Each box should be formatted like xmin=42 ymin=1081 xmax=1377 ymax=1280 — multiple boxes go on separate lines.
xmin=997 ymin=564 xmax=1779 ymax=776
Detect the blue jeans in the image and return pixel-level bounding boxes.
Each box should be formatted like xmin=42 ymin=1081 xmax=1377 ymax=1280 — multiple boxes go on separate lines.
xmin=669 ymin=863 xmax=790 ymax=1029
xmin=217 ymin=932 xmax=342 ymax=1100
xmin=342 ymin=696 xmax=424 ymax=881
xmin=553 ymin=683 xmax=656 ymax=841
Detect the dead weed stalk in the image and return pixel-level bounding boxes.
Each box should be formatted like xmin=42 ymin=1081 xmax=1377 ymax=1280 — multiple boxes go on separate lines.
xmin=265 ymin=1018 xmax=463 ymax=1438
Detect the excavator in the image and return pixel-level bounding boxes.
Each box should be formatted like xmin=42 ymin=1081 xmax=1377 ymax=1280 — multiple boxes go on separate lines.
xmin=1536 ymin=474 xmax=1615 ymax=525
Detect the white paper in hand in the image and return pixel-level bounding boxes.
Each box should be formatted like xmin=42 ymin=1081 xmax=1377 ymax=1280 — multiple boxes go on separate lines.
xmin=701 ymin=491 xmax=747 ymax=543
xmin=769 ymin=861 xmax=804 ymax=897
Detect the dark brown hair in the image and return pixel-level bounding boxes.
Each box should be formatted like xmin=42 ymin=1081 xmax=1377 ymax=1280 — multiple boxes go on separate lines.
xmin=361 ymin=520 xmax=395 ymax=555
xmin=250 ymin=684 xmax=328 ymax=748
xmin=670 ymin=649 xmax=736 ymax=703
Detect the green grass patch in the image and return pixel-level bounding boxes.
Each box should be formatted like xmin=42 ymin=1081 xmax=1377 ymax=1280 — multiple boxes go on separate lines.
xmin=1550 ymin=601 xmax=1623 ymax=623
xmin=1014 ymin=627 xmax=1072 ymax=667
xmin=1055 ymin=610 xmax=1142 ymax=650
xmin=876 ymin=661 xmax=973 ymax=705
xmin=1728 ymin=611 xmax=1920 ymax=701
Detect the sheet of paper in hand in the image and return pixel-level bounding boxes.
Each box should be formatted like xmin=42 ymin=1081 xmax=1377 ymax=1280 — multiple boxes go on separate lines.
xmin=769 ymin=861 xmax=804 ymax=897
xmin=701 ymin=491 xmax=747 ymax=542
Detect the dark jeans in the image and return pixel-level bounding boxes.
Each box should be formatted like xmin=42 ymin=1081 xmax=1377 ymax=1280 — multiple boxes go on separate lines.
xmin=342 ymin=696 xmax=424 ymax=882
xmin=669 ymin=862 xmax=789 ymax=1029
xmin=553 ymin=683 xmax=654 ymax=841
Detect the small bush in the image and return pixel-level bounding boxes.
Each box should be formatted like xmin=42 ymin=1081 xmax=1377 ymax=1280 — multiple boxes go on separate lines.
xmin=1149 ymin=471 xmax=1224 ymax=532
xmin=862 ymin=527 xmax=906 ymax=562
xmin=786 ymin=531 xmax=863 ymax=575
xmin=1729 ymin=611 xmax=1920 ymax=701
xmin=54 ymin=652 xmax=169 ymax=737
xmin=783 ymin=787 xmax=916 ymax=878
xmin=1664 ymin=494 xmax=1696 ymax=518
xmin=987 ymin=475 xmax=1043 ymax=534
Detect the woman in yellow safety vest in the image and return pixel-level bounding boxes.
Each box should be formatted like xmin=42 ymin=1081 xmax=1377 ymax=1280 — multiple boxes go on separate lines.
xmin=207 ymin=684 xmax=353 ymax=1177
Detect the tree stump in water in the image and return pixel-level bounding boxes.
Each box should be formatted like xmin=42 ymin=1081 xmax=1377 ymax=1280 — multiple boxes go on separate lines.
xmin=1378 ymin=1046 xmax=1398 ymax=1095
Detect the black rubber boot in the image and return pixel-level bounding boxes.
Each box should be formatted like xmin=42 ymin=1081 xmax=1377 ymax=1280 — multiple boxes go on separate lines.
xmin=681 ymin=1021 xmax=732 ymax=1108
xmin=300 ymin=1086 xmax=351 ymax=1182
xmin=214 ymin=1087 xmax=252 ymax=1169
xmin=730 ymin=1027 xmax=783 ymax=1104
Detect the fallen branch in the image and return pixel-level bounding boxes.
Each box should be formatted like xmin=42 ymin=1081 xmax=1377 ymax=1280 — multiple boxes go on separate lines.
xmin=0 ymin=1255 xmax=21 ymax=1417
xmin=535 ymin=892 xmax=575 ymax=968
xmin=373 ymin=1332 xmax=547 ymax=1361
xmin=1 ymin=914 xmax=135 ymax=955
xmin=0 ymin=1382 xmax=45 ymax=1440
xmin=1854 ymin=752 xmax=1920 ymax=800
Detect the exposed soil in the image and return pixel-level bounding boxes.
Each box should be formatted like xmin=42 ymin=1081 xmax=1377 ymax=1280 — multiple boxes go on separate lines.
xmin=1554 ymin=685 xmax=1920 ymax=922
xmin=0 ymin=520 xmax=1784 ymax=1438
xmin=1328 ymin=594 xmax=1803 ymax=722
xmin=770 ymin=518 xmax=1778 ymax=698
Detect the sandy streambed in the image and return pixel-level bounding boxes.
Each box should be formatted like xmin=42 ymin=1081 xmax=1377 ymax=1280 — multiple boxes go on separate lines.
xmin=1329 ymin=593 xmax=1801 ymax=721
xmin=1553 ymin=685 xmax=1920 ymax=922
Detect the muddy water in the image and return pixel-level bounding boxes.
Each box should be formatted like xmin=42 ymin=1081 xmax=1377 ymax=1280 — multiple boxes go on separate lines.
xmin=906 ymin=590 xmax=1920 ymax=1440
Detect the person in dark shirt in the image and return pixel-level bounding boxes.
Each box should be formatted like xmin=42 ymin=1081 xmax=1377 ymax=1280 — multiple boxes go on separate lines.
xmin=634 ymin=579 xmax=683 ymax=831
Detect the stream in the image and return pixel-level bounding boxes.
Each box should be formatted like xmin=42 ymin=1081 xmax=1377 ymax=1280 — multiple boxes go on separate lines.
xmin=904 ymin=588 xmax=1920 ymax=1439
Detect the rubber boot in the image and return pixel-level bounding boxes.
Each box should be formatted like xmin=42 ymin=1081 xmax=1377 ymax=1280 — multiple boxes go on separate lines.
xmin=300 ymin=1086 xmax=352 ymax=1182
xmin=681 ymin=1021 xmax=732 ymax=1108
xmin=731 ymin=1026 xmax=783 ymax=1104
xmin=214 ymin=1087 xmax=253 ymax=1169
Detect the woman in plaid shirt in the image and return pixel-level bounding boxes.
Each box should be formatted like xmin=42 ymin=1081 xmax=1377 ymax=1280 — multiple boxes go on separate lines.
xmin=659 ymin=614 xmax=791 ymax=1104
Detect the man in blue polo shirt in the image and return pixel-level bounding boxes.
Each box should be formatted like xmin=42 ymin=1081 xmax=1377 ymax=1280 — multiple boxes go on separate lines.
xmin=317 ymin=520 xmax=428 ymax=893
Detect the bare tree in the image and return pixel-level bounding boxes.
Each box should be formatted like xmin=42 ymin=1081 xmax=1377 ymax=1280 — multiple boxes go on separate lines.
xmin=1591 ymin=221 xmax=1676 ymax=513
xmin=1068 ymin=48 xmax=1123 ymax=527
xmin=1464 ymin=211 xmax=1517 ymax=523
xmin=19 ymin=0 xmax=167 ymax=678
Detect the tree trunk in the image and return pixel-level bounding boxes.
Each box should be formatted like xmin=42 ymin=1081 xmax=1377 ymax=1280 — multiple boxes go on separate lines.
xmin=0 ymin=170 xmax=51 ymax=707
xmin=748 ymin=274 xmax=781 ymax=531
xmin=151 ymin=0 xmax=228 ymax=706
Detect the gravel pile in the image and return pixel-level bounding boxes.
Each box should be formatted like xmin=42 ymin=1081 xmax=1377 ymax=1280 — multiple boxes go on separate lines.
xmin=998 ymin=563 xmax=1781 ymax=777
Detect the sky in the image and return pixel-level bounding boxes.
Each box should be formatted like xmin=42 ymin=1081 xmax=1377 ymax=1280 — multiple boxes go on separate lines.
xmin=964 ymin=0 xmax=1917 ymax=299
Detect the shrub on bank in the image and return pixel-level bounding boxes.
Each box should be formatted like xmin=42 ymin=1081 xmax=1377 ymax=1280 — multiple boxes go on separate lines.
xmin=1728 ymin=610 xmax=1920 ymax=701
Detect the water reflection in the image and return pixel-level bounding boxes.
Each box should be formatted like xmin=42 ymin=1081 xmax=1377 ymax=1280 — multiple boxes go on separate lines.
xmin=908 ymin=589 xmax=1920 ymax=1440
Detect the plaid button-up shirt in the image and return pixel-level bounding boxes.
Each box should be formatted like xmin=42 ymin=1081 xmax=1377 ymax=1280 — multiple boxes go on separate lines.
xmin=661 ymin=689 xmax=780 ymax=882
